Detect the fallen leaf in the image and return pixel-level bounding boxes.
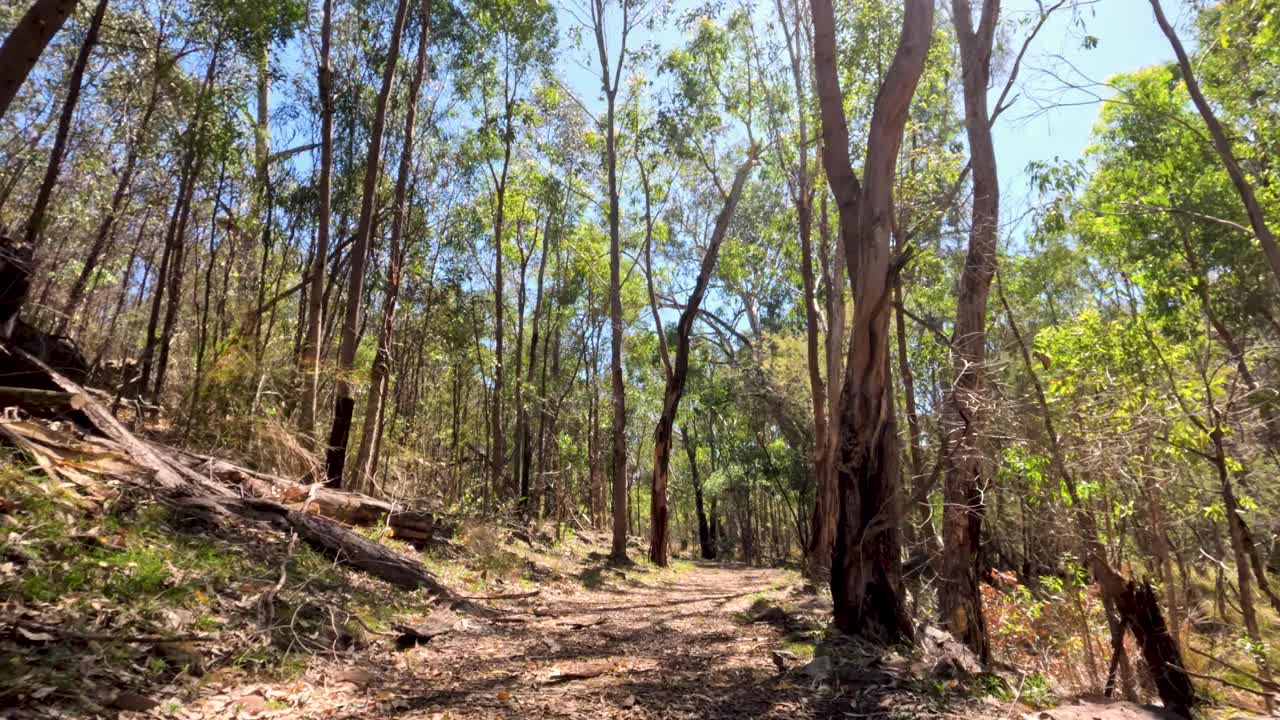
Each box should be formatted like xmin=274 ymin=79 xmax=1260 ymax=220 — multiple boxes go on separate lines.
xmin=237 ymin=694 xmax=268 ymax=716
xmin=497 ymin=691 xmax=511 ymax=701
xmin=109 ymin=691 xmax=160 ymax=713
xmin=545 ymin=660 xmax=615 ymax=682
xmin=335 ymin=668 xmax=376 ymax=686
xmin=15 ymin=626 xmax=54 ymax=643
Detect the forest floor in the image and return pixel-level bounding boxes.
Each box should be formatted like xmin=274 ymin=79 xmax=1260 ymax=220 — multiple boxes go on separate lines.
xmin=2 ymin=460 xmax=1197 ymax=720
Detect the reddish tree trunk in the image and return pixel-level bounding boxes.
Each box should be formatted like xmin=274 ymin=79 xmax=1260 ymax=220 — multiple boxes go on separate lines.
xmin=939 ymin=0 xmax=999 ymax=664
xmin=648 ymin=155 xmax=755 ymax=567
xmin=810 ymin=0 xmax=932 ymax=643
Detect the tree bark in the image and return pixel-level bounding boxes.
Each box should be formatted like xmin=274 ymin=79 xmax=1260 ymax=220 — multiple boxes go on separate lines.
xmin=810 ymin=0 xmax=932 ymax=644
xmin=57 ymin=50 xmax=163 ymax=335
xmin=939 ymin=0 xmax=999 ymax=665
xmin=648 ymin=154 xmax=756 ymax=566
xmin=588 ymin=0 xmax=631 ymax=564
xmin=489 ymin=103 xmax=514 ymax=502
xmin=22 ymin=0 xmax=107 ymax=254
xmin=682 ymin=424 xmax=714 ymax=560
xmin=323 ymin=0 xmax=410 ymax=487
xmin=299 ymin=0 xmax=335 ymax=441
xmin=518 ymin=198 xmax=554 ymax=515
xmin=350 ymin=0 xmax=432 ymax=492
xmin=773 ymin=0 xmax=828 ymax=582
xmin=0 ymin=0 xmax=79 ymax=124
xmin=809 ymin=178 xmax=842 ymax=579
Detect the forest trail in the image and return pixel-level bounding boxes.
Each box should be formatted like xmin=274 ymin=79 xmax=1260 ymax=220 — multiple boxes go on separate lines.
xmin=178 ymin=562 xmax=835 ymax=719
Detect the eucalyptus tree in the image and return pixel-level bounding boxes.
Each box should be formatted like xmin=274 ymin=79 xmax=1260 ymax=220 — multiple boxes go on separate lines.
xmin=575 ymin=0 xmax=649 ymax=562
xmin=642 ymin=10 xmax=761 ymax=565
xmin=323 ymin=0 xmax=412 ymax=487
xmin=939 ymin=0 xmax=998 ymax=664
xmin=299 ymin=0 xmax=337 ymax=438
xmin=762 ymin=0 xmax=833 ymax=580
xmin=350 ymin=0 xmax=435 ymax=491
xmin=809 ymin=0 xmax=932 ymax=642
xmin=455 ymin=0 xmax=555 ymax=504
xmin=0 ymin=0 xmax=79 ymax=123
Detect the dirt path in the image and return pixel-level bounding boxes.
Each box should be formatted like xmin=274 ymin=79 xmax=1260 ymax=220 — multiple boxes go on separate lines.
xmin=182 ymin=562 xmax=829 ymax=719
xmin=385 ymin=562 xmax=811 ymax=719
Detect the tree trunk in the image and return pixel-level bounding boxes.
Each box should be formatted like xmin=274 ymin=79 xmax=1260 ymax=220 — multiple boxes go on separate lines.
xmin=809 ymin=181 xmax=842 ymax=579
xmin=1148 ymin=0 xmax=1280 ymax=291
xmin=590 ymin=3 xmax=631 ymax=563
xmin=152 ymin=149 xmax=207 ymax=402
xmin=489 ymin=108 xmax=513 ymax=503
xmin=683 ymin=425 xmax=714 ymax=560
xmin=299 ymin=0 xmax=335 ymax=441
xmin=894 ymin=281 xmax=929 ymax=543
xmin=510 ymin=222 xmax=530 ymax=499
xmin=774 ymin=0 xmax=827 ymax=581
xmin=810 ymin=0 xmax=931 ymax=643
xmin=519 ymin=199 xmax=554 ymax=515
xmin=1214 ymin=433 xmax=1274 ymax=703
xmin=57 ymin=52 xmax=161 ymax=335
xmin=22 ymin=0 xmax=107 ymax=266
xmin=323 ymin=0 xmax=410 ymax=487
xmin=138 ymin=45 xmax=218 ymax=397
xmin=350 ymin=0 xmax=431 ymax=492
xmin=939 ymin=0 xmax=999 ymax=665
xmin=0 ymin=0 xmax=78 ymax=124
xmin=648 ymin=155 xmax=756 ymax=566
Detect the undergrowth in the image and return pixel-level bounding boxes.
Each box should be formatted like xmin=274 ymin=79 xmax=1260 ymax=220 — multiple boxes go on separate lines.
xmin=0 ymin=463 xmax=429 ymax=715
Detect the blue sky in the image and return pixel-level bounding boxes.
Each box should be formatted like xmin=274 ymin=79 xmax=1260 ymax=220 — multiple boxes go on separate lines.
xmin=544 ymin=0 xmax=1189 ymax=241
xmin=992 ymin=0 xmax=1181 ymax=231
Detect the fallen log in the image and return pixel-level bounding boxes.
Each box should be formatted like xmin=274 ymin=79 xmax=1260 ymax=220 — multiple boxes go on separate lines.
xmin=0 ymin=341 xmax=478 ymax=612
xmin=0 ymin=344 xmax=227 ymax=496
xmin=166 ymin=449 xmax=451 ymax=543
xmin=0 ymin=386 xmax=85 ymax=412
xmin=163 ymin=492 xmax=482 ymax=611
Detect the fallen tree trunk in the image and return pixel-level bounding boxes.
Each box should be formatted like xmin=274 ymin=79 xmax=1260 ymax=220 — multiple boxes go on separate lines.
xmin=164 ymin=449 xmax=449 ymax=542
xmin=0 ymin=341 xmax=472 ymax=608
xmin=0 ymin=386 xmax=85 ymax=412
xmin=163 ymin=492 xmax=474 ymax=606
xmin=0 ymin=344 xmax=227 ymax=495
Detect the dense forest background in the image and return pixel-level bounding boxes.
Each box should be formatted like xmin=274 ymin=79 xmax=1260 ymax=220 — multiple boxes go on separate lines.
xmin=2 ymin=0 xmax=1280 ymax=715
